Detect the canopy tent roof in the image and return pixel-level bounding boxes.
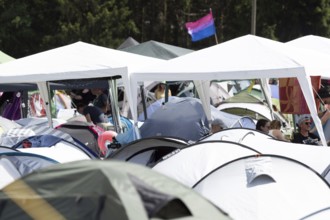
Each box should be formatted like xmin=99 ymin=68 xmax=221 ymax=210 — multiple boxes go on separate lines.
xmin=0 ymin=41 xmax=164 ymax=131
xmin=286 ymin=35 xmax=330 ymax=56
xmin=121 ymin=40 xmax=193 ymax=60
xmin=0 ymin=51 xmax=14 ymax=64
xmin=117 ymin=36 xmax=140 ymax=50
xmin=0 ymin=41 xmax=163 ymax=84
xmin=131 ymin=34 xmax=326 ymax=145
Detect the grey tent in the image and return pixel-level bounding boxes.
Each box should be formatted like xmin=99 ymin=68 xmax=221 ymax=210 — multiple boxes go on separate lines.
xmin=139 ymin=97 xmax=209 ymax=141
xmin=120 ymin=40 xmax=193 ymax=60
xmin=0 ymin=160 xmax=231 ymax=220
xmin=13 ymin=135 xmax=98 ymax=162
xmin=117 ymin=37 xmax=140 ymax=50
xmin=0 ymin=151 xmax=58 ymax=189
xmin=107 ymin=136 xmax=188 ymax=166
xmin=56 ymin=120 xmax=104 ymax=157
xmin=0 ymin=124 xmax=74 ymax=147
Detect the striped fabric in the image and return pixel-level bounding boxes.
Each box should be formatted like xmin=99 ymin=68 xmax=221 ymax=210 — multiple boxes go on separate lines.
xmin=1 ymin=125 xmax=74 ymax=147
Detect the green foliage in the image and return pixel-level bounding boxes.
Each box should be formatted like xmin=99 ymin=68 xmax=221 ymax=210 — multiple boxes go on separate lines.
xmin=0 ymin=0 xmax=137 ymax=58
xmin=1 ymin=0 xmax=330 ymax=57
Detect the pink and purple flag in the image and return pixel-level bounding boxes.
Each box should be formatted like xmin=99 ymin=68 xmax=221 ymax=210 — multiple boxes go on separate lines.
xmin=185 ymin=12 xmax=216 ymax=42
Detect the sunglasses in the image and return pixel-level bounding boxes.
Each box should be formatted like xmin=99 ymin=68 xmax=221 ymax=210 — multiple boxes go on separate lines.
xmin=305 ymin=122 xmax=311 ymax=125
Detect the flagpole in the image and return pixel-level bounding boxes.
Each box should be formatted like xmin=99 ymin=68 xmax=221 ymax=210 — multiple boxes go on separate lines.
xmin=210 ymin=8 xmax=219 ymax=44
xmin=251 ymin=0 xmax=257 ymax=35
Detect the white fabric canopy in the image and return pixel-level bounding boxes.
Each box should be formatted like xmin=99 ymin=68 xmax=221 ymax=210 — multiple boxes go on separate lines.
xmin=286 ymin=35 xmax=330 ymax=78
xmin=0 ymin=42 xmax=164 ymax=129
xmin=131 ymin=35 xmax=326 ymax=145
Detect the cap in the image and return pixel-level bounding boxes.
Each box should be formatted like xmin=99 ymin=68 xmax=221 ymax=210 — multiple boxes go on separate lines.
xmin=211 ymin=118 xmax=227 ymax=129
xmin=297 ymin=115 xmax=311 ymax=126
xmin=317 ymin=86 xmax=330 ymax=99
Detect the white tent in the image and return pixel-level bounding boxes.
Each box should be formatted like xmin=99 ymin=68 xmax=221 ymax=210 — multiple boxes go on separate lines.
xmin=152 ymin=141 xmax=259 ymax=187
xmin=131 ymin=35 xmax=327 ymax=145
xmin=18 ymin=142 xmax=92 ymax=163
xmin=286 ymin=35 xmax=330 ymax=59
xmin=193 ymin=155 xmax=330 ymax=220
xmin=203 ymin=128 xmax=330 ymax=177
xmin=0 ymin=42 xmax=164 ymax=130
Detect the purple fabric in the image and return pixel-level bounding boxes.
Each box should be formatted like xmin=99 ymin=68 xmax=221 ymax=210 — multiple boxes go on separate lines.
xmin=2 ymin=92 xmax=21 ymax=120
xmin=185 ymin=12 xmax=216 ymax=41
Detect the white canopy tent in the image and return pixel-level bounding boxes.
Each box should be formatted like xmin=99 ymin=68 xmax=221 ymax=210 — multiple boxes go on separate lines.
xmin=131 ymin=35 xmax=327 ymax=146
xmin=0 ymin=42 xmax=164 ymax=131
xmin=286 ymin=35 xmax=330 ymax=59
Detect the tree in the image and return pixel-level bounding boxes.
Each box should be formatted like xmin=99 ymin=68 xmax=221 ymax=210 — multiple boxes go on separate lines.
xmin=1 ymin=0 xmax=330 ymax=57
xmin=0 ymin=0 xmax=138 ymax=58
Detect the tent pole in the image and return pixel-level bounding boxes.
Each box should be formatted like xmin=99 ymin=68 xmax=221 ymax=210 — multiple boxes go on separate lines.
xmin=139 ymin=84 xmax=148 ymax=120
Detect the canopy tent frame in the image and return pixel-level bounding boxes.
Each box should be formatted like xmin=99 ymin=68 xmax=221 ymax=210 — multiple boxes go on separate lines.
xmin=130 ymin=35 xmax=327 ymax=146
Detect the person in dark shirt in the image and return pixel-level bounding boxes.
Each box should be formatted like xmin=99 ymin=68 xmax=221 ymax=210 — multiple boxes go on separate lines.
xmin=77 ymin=103 xmax=108 ymax=125
xmin=91 ymin=88 xmax=110 ymax=114
xmin=70 ymin=89 xmax=95 ymax=108
xmin=292 ymin=115 xmax=320 ymax=145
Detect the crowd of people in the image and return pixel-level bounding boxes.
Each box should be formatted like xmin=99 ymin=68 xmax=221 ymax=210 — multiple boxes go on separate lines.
xmin=69 ymin=83 xmax=330 ymax=146
xmin=209 ymin=85 xmax=330 ymax=146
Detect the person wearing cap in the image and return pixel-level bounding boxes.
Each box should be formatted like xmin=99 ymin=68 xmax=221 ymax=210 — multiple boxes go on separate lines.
xmin=211 ymin=118 xmax=226 ymax=133
xmin=291 ymin=116 xmax=320 ymax=145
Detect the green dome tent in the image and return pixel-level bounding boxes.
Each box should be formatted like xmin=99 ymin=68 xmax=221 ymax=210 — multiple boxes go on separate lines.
xmin=0 ymin=160 xmax=231 ymax=220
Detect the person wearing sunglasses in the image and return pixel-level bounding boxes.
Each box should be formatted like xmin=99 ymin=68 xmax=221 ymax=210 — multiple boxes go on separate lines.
xmin=292 ymin=116 xmax=320 ymax=145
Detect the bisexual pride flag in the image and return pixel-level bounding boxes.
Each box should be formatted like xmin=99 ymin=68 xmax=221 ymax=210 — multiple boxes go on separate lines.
xmin=185 ymin=12 xmax=216 ymax=42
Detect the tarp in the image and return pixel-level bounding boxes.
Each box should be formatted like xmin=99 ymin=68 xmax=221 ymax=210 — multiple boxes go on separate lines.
xmin=131 ymin=35 xmax=327 ymax=145
xmin=139 ymin=97 xmax=209 ymax=141
xmin=138 ymin=96 xmax=255 ymax=129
